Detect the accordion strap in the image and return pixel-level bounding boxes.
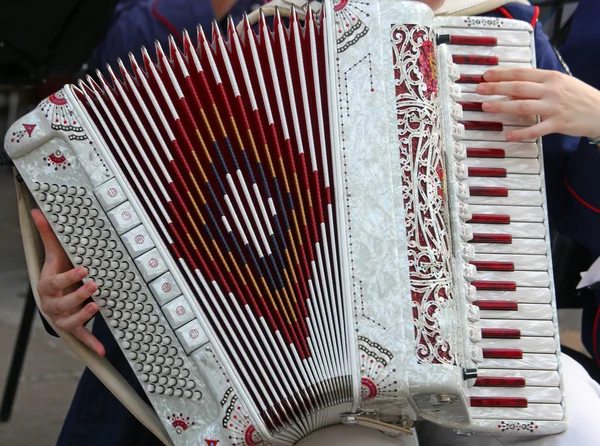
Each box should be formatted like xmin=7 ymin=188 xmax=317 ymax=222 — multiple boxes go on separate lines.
xmin=14 ymin=171 xmax=174 ymax=446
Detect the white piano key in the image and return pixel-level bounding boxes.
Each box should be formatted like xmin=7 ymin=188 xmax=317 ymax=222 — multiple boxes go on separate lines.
xmin=470 ymin=404 xmax=563 ymax=421
xmin=439 ymin=27 xmax=532 ymax=46
xmin=468 ymin=205 xmax=544 ymax=222
xmin=464 ymin=126 xmax=536 ymax=142
xmin=479 ymin=304 xmax=553 ymax=320
xmin=463 ymin=157 xmax=540 ymax=175
xmin=476 ymin=369 xmax=560 ymax=387
xmin=466 ymin=175 xmax=541 ymax=191
xmin=475 ymin=271 xmax=550 ymax=288
xmin=458 ymin=83 xmax=479 ymax=93
xmin=461 ymin=92 xmax=509 ymax=103
xmin=479 ymin=353 xmax=558 ymax=370
xmin=480 ymin=337 xmax=557 ymax=354
xmin=462 ymin=110 xmax=537 ymax=126
xmin=473 ymin=238 xmax=547 ymax=255
xmin=469 ymin=386 xmax=561 ymax=404
xmin=450 ymin=44 xmax=532 ymax=63
xmin=475 ymin=288 xmax=552 ymax=304
xmin=466 ymin=190 xmax=543 ymax=206
xmin=481 ymin=320 xmax=555 ymax=337
xmin=473 ymin=253 xmax=549 ymax=271
xmin=456 ymin=61 xmax=531 ymax=76
xmin=469 ymin=222 xmax=546 ymax=238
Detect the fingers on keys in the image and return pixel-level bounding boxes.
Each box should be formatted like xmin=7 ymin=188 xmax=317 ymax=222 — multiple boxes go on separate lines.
xmin=39 ymin=266 xmax=88 ymax=297
xmin=505 ymin=120 xmax=557 ymax=142
xmin=31 ymin=209 xmax=63 ymax=264
xmin=72 ymin=318 xmax=106 ymax=357
xmin=477 ymin=81 xmax=545 ymax=99
xmin=481 ymin=67 xmax=553 ymax=83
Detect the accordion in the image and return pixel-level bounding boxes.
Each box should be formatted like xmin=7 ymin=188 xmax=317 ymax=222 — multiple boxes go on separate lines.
xmin=4 ymin=0 xmax=566 ymax=444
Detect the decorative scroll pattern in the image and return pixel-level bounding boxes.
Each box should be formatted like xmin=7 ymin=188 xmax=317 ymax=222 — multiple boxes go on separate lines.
xmin=392 ymin=24 xmax=456 ymax=365
xmin=358 ymin=336 xmax=399 ymax=406
xmin=221 ymin=388 xmax=264 ymax=445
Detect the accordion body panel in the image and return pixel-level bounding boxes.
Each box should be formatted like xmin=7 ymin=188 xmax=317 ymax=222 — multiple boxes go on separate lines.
xmin=4 ymin=0 xmax=566 ymax=444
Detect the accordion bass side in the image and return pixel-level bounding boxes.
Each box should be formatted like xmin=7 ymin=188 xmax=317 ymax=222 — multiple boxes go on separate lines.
xmin=4 ymin=0 xmax=566 ymax=444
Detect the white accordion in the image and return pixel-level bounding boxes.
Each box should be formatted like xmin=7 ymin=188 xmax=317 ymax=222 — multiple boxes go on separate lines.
xmin=4 ymin=1 xmax=566 ymax=444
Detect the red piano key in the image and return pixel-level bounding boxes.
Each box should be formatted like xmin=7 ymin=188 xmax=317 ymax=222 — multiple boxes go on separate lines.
xmin=474 ymin=300 xmax=519 ymax=311
xmin=458 ymin=74 xmax=484 ymax=84
xmin=449 ymin=35 xmax=498 ymax=46
xmin=472 ymin=280 xmax=517 ymax=291
xmin=469 ymin=186 xmax=509 ymax=197
xmin=475 ymin=377 xmax=526 ymax=387
xmin=461 ymin=120 xmax=504 ymax=132
xmin=470 ymin=397 xmax=528 ymax=408
xmin=467 ymin=148 xmax=505 ymax=158
xmin=468 ymin=214 xmax=511 ymax=224
xmin=470 ymin=261 xmax=515 ymax=272
xmin=453 ymin=55 xmax=499 ymax=65
xmin=458 ymin=101 xmax=483 ymax=111
xmin=483 ymin=348 xmax=523 ymax=359
xmin=468 ymin=167 xmax=507 ymax=177
xmin=481 ymin=328 xmax=521 ymax=339
xmin=471 ymin=233 xmax=513 ymax=244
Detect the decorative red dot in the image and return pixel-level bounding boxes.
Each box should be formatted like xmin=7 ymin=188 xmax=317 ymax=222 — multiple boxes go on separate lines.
xmin=371 ymin=88 xmax=374 ymax=92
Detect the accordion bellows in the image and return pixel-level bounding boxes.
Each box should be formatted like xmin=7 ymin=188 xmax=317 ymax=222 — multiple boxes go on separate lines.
xmin=4 ymin=0 xmax=565 ymax=444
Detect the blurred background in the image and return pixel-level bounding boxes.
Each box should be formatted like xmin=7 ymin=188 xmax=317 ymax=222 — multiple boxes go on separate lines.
xmin=0 ymin=0 xmax=590 ymax=445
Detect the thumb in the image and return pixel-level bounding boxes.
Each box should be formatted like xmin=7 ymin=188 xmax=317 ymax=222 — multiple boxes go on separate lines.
xmin=31 ymin=209 xmax=65 ymax=265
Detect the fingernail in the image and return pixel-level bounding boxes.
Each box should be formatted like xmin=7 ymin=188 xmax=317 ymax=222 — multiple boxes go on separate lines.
xmin=506 ymin=133 xmax=514 ymax=142
xmin=481 ymin=102 xmax=490 ymax=111
xmin=88 ymin=303 xmax=98 ymax=314
xmin=78 ymin=268 xmax=87 ymax=279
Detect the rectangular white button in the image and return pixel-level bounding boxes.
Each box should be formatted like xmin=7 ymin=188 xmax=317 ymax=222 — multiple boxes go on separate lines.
xmin=94 ymin=178 xmax=127 ymax=211
xmin=162 ymin=295 xmax=194 ymax=329
xmin=121 ymin=225 xmax=155 ymax=257
xmin=108 ymin=201 xmax=141 ymax=235
xmin=175 ymin=319 xmax=209 ymax=354
xmin=149 ymin=272 xmax=181 ymax=305
xmin=134 ymin=248 xmax=168 ymax=282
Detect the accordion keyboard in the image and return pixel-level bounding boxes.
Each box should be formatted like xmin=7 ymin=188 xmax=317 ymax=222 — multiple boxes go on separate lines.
xmin=438 ymin=18 xmax=565 ymax=427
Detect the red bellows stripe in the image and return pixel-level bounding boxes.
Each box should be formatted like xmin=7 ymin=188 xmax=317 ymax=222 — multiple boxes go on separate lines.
xmin=468 ymin=214 xmax=511 ymax=224
xmin=472 ymin=281 xmax=517 ymax=291
xmin=468 ymin=167 xmax=507 ymax=177
xmin=458 ymin=74 xmax=485 ymax=84
xmin=481 ymin=328 xmax=521 ymax=339
xmin=470 ymin=261 xmax=515 ymax=271
xmin=474 ymin=300 xmax=518 ymax=311
xmin=458 ymin=101 xmax=483 ymax=111
xmin=449 ymin=35 xmax=498 ymax=46
xmin=475 ymin=377 xmax=526 ymax=387
xmin=461 ymin=120 xmax=504 ymax=132
xmin=467 ymin=148 xmax=505 ymax=158
xmin=483 ymin=348 xmax=523 ymax=359
xmin=471 ymin=233 xmax=513 ymax=244
xmin=453 ymin=55 xmax=499 ymax=65
xmin=470 ymin=397 xmax=528 ymax=408
xmin=469 ymin=186 xmax=509 ymax=197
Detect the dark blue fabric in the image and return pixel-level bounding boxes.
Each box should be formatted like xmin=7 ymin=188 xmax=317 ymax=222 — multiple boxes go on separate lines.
xmin=87 ymin=0 xmax=262 ymax=75
xmin=53 ymin=2 xmax=583 ymax=445
xmin=557 ymin=0 xmax=600 ymax=364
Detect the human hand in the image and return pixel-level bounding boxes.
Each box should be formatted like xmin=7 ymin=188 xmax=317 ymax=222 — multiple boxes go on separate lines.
xmin=476 ymin=67 xmax=600 ymax=141
xmin=32 ymin=209 xmax=105 ymax=357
